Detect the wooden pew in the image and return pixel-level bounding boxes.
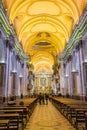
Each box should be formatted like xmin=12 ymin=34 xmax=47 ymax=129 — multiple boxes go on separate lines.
xmin=52 ymin=97 xmax=87 ymax=130
xmin=0 ymin=107 xmax=29 ymax=128
xmin=85 ymin=112 xmax=87 ymax=130
xmin=0 ymin=98 xmax=37 ymax=126
xmin=15 ymin=98 xmax=37 ymax=117
xmin=0 ymin=114 xmax=19 ymax=130
xmin=0 ymin=98 xmax=37 ymax=130
xmin=0 ymin=120 xmax=10 ymax=130
xmin=74 ymin=109 xmax=87 ymax=130
xmin=0 ymin=109 xmax=25 ymax=130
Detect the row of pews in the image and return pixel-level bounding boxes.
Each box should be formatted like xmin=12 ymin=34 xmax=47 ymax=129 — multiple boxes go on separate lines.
xmin=0 ymin=98 xmax=37 ymax=130
xmin=52 ymin=97 xmax=87 ymax=130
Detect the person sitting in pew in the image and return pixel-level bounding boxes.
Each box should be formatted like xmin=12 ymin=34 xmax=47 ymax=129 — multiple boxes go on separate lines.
xmin=8 ymin=96 xmax=16 ymax=105
xmin=19 ymin=101 xmax=24 ymax=106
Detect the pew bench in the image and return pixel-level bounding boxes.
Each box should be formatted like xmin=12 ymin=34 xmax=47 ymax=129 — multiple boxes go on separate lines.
xmin=0 ymin=114 xmax=19 ymax=130
xmin=0 ymin=109 xmax=26 ymax=130
xmin=0 ymin=106 xmax=29 ymax=122
xmin=0 ymin=120 xmax=10 ymax=130
xmin=52 ymin=97 xmax=87 ymax=130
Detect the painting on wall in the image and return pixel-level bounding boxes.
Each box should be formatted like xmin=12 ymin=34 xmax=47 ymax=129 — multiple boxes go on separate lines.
xmin=40 ymin=77 xmax=46 ymax=86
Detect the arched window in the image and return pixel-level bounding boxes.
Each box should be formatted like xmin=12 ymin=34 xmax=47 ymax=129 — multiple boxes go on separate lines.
xmin=0 ymin=39 xmax=5 ymax=63
xmin=11 ymin=54 xmax=17 ymax=73
xmin=19 ymin=63 xmax=23 ymax=78
xmin=65 ymin=63 xmax=69 ymax=77
xmin=71 ymin=52 xmax=78 ymax=73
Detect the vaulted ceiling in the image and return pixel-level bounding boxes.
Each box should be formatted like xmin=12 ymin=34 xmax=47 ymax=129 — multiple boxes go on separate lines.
xmin=2 ymin=0 xmax=86 ymax=73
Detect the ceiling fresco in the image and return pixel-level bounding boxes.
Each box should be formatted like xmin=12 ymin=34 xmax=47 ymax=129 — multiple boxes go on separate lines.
xmin=2 ymin=0 xmax=86 ymax=73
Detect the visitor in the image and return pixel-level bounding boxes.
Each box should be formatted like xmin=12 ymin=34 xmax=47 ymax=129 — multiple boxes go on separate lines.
xmin=45 ymin=93 xmax=49 ymax=105
xmin=38 ymin=93 xmax=42 ymax=105
xmin=42 ymin=93 xmax=45 ymax=104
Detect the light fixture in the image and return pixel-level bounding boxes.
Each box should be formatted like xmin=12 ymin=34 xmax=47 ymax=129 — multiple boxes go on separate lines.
xmin=65 ymin=74 xmax=69 ymax=77
xmin=19 ymin=74 xmax=23 ymax=78
xmin=0 ymin=61 xmax=6 ymax=64
xmin=11 ymin=68 xmax=17 ymax=73
xmin=71 ymin=69 xmax=78 ymax=73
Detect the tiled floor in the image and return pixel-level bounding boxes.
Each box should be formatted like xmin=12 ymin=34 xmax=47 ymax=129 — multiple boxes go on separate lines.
xmin=25 ymin=101 xmax=75 ymax=130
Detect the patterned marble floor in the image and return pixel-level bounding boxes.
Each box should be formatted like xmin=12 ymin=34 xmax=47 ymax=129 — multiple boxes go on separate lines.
xmin=24 ymin=101 xmax=75 ymax=130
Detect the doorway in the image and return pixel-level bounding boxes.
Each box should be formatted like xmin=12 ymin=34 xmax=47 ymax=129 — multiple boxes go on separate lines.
xmin=72 ymin=72 xmax=79 ymax=97
xmin=10 ymin=73 xmax=16 ymax=99
xmin=0 ymin=64 xmax=6 ymax=102
xmin=84 ymin=64 xmax=87 ymax=96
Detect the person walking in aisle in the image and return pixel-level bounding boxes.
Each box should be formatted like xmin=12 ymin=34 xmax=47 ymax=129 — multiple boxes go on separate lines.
xmin=45 ymin=93 xmax=49 ymax=105
xmin=38 ymin=93 xmax=42 ymax=105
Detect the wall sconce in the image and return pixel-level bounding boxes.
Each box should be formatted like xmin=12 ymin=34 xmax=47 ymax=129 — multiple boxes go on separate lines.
xmin=83 ymin=59 xmax=87 ymax=64
xmin=0 ymin=60 xmax=6 ymax=64
xmin=71 ymin=69 xmax=78 ymax=73
xmin=19 ymin=74 xmax=23 ymax=78
xmin=65 ymin=74 xmax=69 ymax=77
xmin=11 ymin=69 xmax=17 ymax=73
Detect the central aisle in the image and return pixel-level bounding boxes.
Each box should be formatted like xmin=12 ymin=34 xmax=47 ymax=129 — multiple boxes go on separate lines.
xmin=25 ymin=101 xmax=75 ymax=130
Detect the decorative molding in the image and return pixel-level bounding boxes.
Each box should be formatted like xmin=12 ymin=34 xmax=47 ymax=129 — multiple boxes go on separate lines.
xmin=58 ymin=6 xmax=87 ymax=61
xmin=0 ymin=5 xmax=30 ymax=62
